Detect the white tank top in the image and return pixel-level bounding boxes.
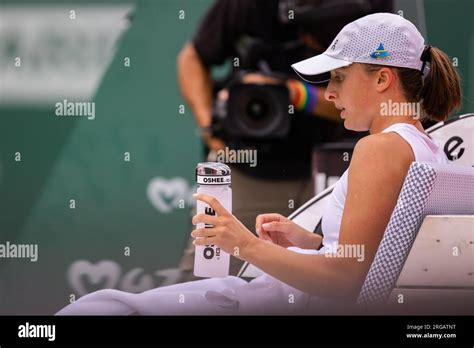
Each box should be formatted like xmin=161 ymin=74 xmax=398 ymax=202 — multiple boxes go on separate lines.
xmin=320 ymin=123 xmax=449 ymax=249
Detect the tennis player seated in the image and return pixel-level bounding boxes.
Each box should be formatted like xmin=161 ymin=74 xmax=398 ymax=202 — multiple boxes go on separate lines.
xmin=57 ymin=13 xmax=461 ymax=315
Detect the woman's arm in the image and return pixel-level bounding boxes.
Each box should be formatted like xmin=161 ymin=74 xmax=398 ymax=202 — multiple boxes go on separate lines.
xmin=241 ymin=133 xmax=414 ymax=298
xmin=193 ymin=132 xmax=414 ymax=299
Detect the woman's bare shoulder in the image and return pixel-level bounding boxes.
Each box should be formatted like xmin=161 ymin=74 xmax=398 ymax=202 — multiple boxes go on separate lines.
xmin=346 ymin=131 xmax=415 ymax=207
xmin=351 ymin=131 xmax=415 ymax=166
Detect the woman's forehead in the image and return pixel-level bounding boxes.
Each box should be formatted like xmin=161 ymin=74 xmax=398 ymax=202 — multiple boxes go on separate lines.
xmin=332 ymin=66 xmax=351 ymax=74
xmin=334 ymin=64 xmax=362 ymax=74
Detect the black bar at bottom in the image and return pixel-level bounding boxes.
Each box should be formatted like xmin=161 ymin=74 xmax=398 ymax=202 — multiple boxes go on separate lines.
xmin=0 ymin=315 xmax=472 ymax=346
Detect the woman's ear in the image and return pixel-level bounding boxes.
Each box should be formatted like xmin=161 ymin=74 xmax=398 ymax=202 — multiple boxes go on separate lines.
xmin=375 ymin=67 xmax=394 ymax=92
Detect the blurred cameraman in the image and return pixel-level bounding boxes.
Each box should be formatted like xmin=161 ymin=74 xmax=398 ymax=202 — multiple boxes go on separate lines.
xmin=176 ymin=0 xmax=393 ymax=280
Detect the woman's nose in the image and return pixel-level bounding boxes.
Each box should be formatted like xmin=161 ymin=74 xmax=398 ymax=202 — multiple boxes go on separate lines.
xmin=324 ymin=85 xmax=337 ymax=102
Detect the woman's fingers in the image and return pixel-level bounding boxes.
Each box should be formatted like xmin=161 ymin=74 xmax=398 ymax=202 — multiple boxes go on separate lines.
xmin=191 ymin=227 xmax=217 ymax=238
xmin=191 ymin=228 xmax=219 ymax=246
xmin=261 ymin=221 xmax=291 ymax=234
xmin=255 ymin=214 xmax=287 ymax=242
xmin=192 ymin=213 xmax=219 ymax=226
xmin=193 ymin=236 xmax=218 ymax=246
xmin=255 ymin=213 xmax=284 ymax=234
xmin=193 ymin=193 xmax=229 ymax=217
xmin=257 ymin=229 xmax=273 ymax=241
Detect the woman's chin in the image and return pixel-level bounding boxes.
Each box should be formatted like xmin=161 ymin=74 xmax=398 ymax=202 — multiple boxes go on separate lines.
xmin=342 ymin=119 xmax=354 ymax=130
xmin=343 ymin=120 xmax=367 ymax=132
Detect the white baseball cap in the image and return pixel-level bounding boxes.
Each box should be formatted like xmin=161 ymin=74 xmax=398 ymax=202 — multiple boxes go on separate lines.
xmin=291 ymin=12 xmax=426 ymax=82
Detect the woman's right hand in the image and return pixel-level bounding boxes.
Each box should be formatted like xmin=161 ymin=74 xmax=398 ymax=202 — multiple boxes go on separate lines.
xmin=255 ymin=213 xmax=322 ymax=250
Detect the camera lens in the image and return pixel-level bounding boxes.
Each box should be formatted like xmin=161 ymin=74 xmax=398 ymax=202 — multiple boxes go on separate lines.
xmin=225 ymin=84 xmax=291 ymax=138
xmin=246 ymin=98 xmax=269 ymax=121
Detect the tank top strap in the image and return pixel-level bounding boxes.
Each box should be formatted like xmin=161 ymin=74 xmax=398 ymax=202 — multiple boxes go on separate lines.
xmin=381 ymin=123 xmax=441 ymax=163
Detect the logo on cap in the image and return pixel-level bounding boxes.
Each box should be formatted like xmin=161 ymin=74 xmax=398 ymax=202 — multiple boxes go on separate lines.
xmin=370 ymin=43 xmax=391 ymax=60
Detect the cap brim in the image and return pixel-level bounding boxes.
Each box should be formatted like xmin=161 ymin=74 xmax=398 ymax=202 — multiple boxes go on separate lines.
xmin=291 ymin=54 xmax=352 ymax=83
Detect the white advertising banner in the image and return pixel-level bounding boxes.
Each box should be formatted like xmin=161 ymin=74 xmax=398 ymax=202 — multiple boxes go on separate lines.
xmin=0 ymin=4 xmax=134 ymax=105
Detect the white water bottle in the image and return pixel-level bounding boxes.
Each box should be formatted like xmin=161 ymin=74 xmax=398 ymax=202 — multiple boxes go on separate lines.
xmin=194 ymin=162 xmax=231 ymax=278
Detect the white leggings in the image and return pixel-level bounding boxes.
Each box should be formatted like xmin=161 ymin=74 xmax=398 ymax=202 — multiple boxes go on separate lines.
xmin=56 ymin=246 xmax=333 ymax=315
xmin=56 ymin=272 xmax=315 ymax=315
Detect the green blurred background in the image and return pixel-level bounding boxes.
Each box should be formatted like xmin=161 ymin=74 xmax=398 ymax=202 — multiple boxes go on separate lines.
xmin=0 ymin=0 xmax=472 ymax=314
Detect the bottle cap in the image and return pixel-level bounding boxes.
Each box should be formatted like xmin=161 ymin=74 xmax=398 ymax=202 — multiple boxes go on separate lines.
xmin=196 ymin=162 xmax=231 ymax=185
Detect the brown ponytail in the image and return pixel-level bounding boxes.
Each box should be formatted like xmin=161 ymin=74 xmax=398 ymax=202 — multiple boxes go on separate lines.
xmin=363 ymin=46 xmax=461 ymax=122
xmin=417 ymin=47 xmax=461 ymax=121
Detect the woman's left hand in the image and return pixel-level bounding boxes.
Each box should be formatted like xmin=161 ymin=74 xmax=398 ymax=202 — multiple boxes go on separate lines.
xmin=191 ymin=193 xmax=258 ymax=259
